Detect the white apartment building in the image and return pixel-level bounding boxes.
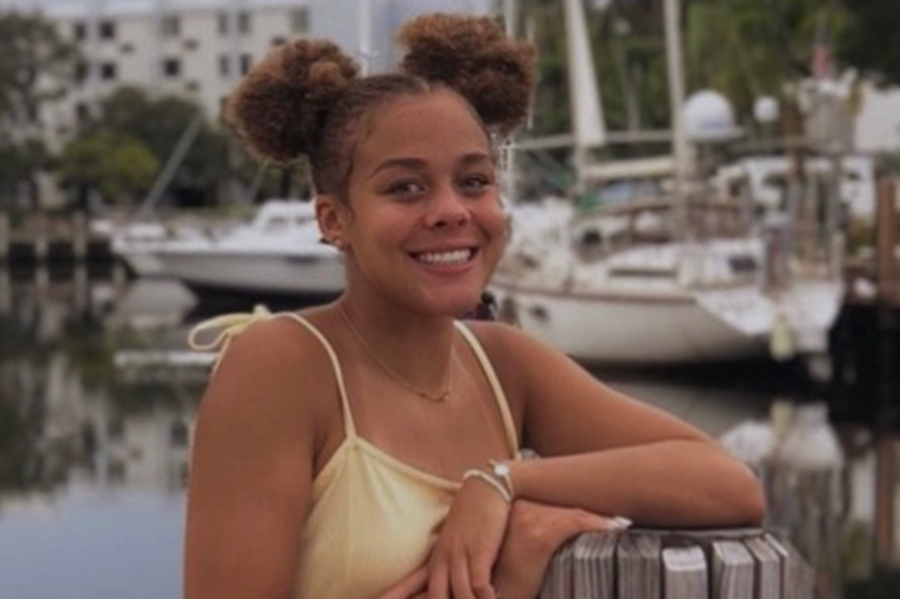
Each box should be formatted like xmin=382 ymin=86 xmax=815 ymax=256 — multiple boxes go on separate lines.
xmin=1 ymin=0 xmax=492 ymax=144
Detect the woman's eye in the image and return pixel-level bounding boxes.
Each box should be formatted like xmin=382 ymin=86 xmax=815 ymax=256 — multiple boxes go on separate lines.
xmin=459 ymin=174 xmax=493 ymax=193
xmin=385 ymin=180 xmax=426 ymax=196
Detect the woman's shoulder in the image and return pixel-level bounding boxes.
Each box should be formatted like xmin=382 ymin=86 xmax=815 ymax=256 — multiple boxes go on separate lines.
xmin=461 ymin=319 xmax=553 ymax=366
xmin=196 ymin=309 xmax=340 ymax=430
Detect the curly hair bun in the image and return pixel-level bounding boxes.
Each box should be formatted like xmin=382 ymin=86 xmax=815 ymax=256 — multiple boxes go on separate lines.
xmin=398 ymin=13 xmax=536 ymax=137
xmin=225 ymin=39 xmax=359 ymax=164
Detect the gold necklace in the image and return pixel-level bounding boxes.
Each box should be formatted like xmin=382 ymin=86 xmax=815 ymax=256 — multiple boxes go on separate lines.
xmin=337 ymin=305 xmax=453 ymax=402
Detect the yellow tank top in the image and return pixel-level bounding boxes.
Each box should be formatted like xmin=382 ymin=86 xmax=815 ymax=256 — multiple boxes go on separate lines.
xmin=189 ymin=309 xmax=519 ymax=599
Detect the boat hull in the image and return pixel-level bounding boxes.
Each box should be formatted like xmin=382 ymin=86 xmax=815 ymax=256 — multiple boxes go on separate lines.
xmin=155 ymin=251 xmax=345 ymax=297
xmin=490 ymin=283 xmax=767 ymax=365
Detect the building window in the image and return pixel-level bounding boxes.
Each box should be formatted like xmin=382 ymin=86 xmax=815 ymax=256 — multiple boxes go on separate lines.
xmin=271 ymin=36 xmax=286 ymax=47
xmin=218 ymin=55 xmax=230 ymax=77
xmin=240 ymin=53 xmax=252 ymax=75
xmin=238 ymin=11 xmax=251 ymax=34
xmin=217 ymin=11 xmax=228 ymax=35
xmin=100 ymin=62 xmax=117 ymax=81
xmin=73 ymin=21 xmax=86 ymax=40
xmin=74 ymin=61 xmax=89 ymax=83
xmin=185 ymin=80 xmax=199 ymax=92
xmin=121 ymin=42 xmax=134 ymax=54
xmin=161 ymin=15 xmax=180 ymax=37
xmin=183 ymin=38 xmax=199 ymax=50
xmin=162 ymin=58 xmax=181 ymax=78
xmin=291 ymin=8 xmax=309 ymax=34
xmin=75 ymin=102 xmax=91 ymax=124
xmin=99 ymin=20 xmax=116 ymax=40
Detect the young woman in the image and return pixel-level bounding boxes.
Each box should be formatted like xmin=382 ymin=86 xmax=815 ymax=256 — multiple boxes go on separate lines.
xmin=184 ymin=14 xmax=764 ymax=599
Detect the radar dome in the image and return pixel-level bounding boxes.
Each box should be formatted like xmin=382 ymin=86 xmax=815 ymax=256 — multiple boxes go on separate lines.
xmin=684 ymin=90 xmax=742 ymax=143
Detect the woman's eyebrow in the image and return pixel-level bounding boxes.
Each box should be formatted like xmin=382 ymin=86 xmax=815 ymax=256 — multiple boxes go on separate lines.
xmin=458 ymin=152 xmax=494 ymax=167
xmin=368 ymin=157 xmax=427 ymax=179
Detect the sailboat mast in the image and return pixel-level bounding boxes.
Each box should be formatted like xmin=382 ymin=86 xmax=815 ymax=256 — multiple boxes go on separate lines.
xmin=662 ymin=0 xmax=691 ymax=233
xmin=562 ymin=0 xmax=607 ymax=190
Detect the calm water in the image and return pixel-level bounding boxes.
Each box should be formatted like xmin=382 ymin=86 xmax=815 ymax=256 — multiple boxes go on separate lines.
xmin=0 ymin=266 xmax=885 ymax=597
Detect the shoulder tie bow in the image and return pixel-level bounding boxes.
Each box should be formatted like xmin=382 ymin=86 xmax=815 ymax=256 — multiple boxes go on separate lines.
xmin=187 ymin=304 xmax=274 ymax=371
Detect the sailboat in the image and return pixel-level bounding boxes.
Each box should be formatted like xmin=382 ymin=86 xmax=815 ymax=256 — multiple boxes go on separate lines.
xmin=489 ymin=0 xmax=843 ymax=365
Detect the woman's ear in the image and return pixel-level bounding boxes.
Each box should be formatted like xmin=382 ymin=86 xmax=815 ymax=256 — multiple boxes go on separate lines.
xmin=315 ymin=194 xmax=348 ymax=249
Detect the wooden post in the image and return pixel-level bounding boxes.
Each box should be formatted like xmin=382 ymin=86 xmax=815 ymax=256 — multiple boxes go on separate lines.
xmin=874 ymin=177 xmax=900 ymax=568
xmin=0 ymin=267 xmax=10 ymax=315
xmin=72 ymin=210 xmax=88 ymax=261
xmin=877 ymin=178 xmax=898 ymax=305
xmin=875 ymin=434 xmax=898 ymax=568
xmin=540 ymin=529 xmax=814 ymax=599
xmin=0 ymin=212 xmax=9 ymax=261
xmin=33 ymin=212 xmax=48 ymax=262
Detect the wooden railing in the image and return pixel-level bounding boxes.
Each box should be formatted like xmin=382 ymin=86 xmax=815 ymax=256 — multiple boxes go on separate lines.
xmin=540 ymin=528 xmax=813 ymax=598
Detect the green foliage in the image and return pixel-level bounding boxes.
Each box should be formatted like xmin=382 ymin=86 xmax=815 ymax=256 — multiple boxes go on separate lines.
xmin=0 ymin=137 xmax=48 ymax=208
xmin=0 ymin=11 xmax=78 ymax=124
xmin=837 ymin=0 xmax=900 ymax=86
xmin=91 ymin=86 xmax=229 ymax=201
xmin=685 ymin=0 xmax=854 ymax=119
xmin=58 ymin=130 xmax=159 ymax=204
xmin=0 ymin=11 xmax=78 ymax=208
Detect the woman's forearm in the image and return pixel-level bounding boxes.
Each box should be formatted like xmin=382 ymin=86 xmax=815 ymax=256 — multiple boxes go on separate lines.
xmin=508 ymin=441 xmax=765 ymax=529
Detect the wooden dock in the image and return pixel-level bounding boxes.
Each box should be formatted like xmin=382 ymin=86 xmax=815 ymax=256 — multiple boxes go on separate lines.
xmin=0 ymin=212 xmax=112 ymax=265
xmin=540 ymin=528 xmax=813 ymax=598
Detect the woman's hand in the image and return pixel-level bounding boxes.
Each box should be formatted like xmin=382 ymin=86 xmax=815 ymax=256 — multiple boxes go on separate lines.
xmin=492 ymin=500 xmax=629 ymax=599
xmin=426 ymin=475 xmax=512 ymax=598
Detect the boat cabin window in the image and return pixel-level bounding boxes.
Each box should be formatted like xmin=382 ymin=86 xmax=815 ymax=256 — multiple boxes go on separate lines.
xmin=728 ymin=255 xmax=758 ymax=274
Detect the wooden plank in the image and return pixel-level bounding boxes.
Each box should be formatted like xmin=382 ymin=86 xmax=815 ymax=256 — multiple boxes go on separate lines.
xmin=764 ymin=533 xmax=814 ymax=599
xmin=711 ymin=540 xmax=754 ymax=598
xmin=617 ymin=533 xmax=662 ymax=598
xmin=572 ymin=532 xmax=617 ymax=599
xmin=744 ymin=537 xmax=782 ymax=599
xmin=662 ymin=545 xmax=707 ymax=599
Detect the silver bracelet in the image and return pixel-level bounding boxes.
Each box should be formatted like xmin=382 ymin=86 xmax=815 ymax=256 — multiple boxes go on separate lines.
xmin=462 ymin=469 xmax=512 ymax=503
xmin=487 ymin=460 xmax=514 ymax=499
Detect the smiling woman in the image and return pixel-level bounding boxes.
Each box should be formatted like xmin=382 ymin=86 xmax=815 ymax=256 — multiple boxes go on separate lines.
xmin=184 ymin=12 xmax=764 ymax=600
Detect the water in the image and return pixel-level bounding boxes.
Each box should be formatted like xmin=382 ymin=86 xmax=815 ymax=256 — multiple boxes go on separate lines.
xmin=0 ymin=266 xmax=884 ymax=597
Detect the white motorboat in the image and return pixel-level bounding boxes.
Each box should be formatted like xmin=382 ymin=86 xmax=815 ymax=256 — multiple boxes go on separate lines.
xmin=151 ymin=200 xmax=344 ymax=298
xmin=490 ymin=0 xmax=844 ymax=366
xmin=108 ymin=220 xmax=208 ymax=278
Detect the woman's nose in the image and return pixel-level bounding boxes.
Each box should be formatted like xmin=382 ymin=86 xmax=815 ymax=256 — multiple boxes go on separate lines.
xmin=424 ymin=186 xmax=470 ymax=229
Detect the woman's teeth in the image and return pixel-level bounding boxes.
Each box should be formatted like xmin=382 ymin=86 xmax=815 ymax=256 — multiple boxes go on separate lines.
xmin=414 ymin=249 xmax=473 ymax=266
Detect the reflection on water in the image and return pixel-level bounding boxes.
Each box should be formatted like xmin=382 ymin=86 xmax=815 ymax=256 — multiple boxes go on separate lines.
xmin=0 ymin=267 xmax=892 ymax=596
xmin=0 ymin=267 xmax=202 ymax=598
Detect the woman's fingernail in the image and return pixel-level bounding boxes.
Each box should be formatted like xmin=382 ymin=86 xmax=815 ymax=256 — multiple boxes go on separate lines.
xmin=611 ymin=516 xmax=633 ymax=529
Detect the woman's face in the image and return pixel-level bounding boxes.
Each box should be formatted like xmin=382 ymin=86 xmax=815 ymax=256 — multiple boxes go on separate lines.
xmin=333 ymin=89 xmax=506 ymax=316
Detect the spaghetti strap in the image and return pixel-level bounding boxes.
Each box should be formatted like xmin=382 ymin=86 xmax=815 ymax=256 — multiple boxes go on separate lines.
xmin=187 ymin=307 xmax=357 ymax=439
xmin=454 ymin=322 xmax=519 ymax=456
xmin=275 ymin=313 xmax=358 ymax=439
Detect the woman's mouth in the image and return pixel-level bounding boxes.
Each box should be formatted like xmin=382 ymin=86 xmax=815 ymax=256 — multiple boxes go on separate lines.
xmin=411 ymin=248 xmax=477 ymax=267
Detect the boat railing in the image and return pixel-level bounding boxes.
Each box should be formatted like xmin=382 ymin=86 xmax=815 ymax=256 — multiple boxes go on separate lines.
xmin=572 ymin=194 xmax=754 ymax=260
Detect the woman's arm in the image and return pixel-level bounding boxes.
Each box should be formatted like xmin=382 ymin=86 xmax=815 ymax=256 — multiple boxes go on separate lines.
xmin=183 ymin=320 xmax=324 ymax=598
xmin=474 ymin=322 xmax=765 ymax=528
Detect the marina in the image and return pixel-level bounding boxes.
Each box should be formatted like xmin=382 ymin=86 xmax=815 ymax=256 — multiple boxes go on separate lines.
xmin=3 ymin=0 xmax=900 ymax=596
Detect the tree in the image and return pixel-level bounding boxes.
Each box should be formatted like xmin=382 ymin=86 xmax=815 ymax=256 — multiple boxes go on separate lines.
xmin=0 ymin=11 xmax=79 ymax=209
xmin=0 ymin=11 xmax=78 ymax=126
xmin=91 ymin=86 xmax=230 ymax=206
xmin=57 ymin=130 xmax=159 ymax=207
xmin=837 ymin=0 xmax=900 ymax=86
